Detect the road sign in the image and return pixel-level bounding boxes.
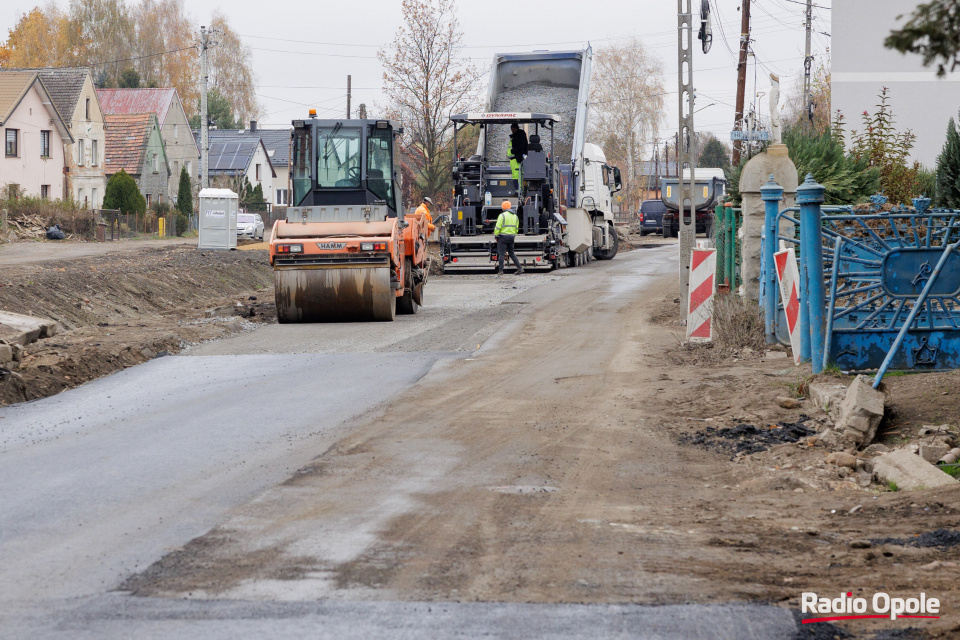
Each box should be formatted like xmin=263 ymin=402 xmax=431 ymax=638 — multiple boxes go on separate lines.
xmin=730 ymin=130 xmax=770 ymax=141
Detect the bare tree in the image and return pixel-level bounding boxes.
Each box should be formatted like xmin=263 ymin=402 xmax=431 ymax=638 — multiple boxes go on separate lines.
xmin=69 ymin=0 xmax=136 ymax=87
xmin=133 ymin=0 xmax=197 ymax=107
xmin=378 ymin=0 xmax=479 ymax=207
xmin=209 ymin=9 xmax=261 ymax=123
xmin=590 ymin=38 xmax=666 ymax=213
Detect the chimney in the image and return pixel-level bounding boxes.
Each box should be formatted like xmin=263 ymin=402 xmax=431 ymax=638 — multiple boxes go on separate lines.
xmin=249 ymin=120 xmax=257 ymax=132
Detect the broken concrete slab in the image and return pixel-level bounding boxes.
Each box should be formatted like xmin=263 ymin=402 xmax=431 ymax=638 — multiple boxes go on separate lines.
xmin=834 ymin=375 xmax=885 ymax=447
xmin=0 ymin=310 xmax=59 ymax=346
xmin=872 ymin=448 xmax=958 ymax=491
xmin=808 ymin=382 xmax=847 ymax=418
xmin=919 ymin=444 xmax=952 ymax=464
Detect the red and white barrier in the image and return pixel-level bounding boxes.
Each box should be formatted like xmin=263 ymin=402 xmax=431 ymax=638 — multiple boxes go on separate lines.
xmin=686 ymin=248 xmax=717 ymax=342
xmin=774 ymin=247 xmax=802 ymax=365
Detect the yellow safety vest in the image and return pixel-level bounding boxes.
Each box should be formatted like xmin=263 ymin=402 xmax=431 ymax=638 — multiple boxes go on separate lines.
xmin=494 ymin=211 xmax=519 ymax=236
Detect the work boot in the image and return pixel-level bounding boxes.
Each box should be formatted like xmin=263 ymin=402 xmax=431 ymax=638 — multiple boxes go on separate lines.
xmin=516 ymin=267 xmax=525 ymax=275
xmin=496 ymin=268 xmax=503 ymax=276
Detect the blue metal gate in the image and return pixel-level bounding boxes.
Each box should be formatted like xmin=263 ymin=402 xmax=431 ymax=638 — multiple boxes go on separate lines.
xmin=767 ymin=176 xmax=960 ymax=379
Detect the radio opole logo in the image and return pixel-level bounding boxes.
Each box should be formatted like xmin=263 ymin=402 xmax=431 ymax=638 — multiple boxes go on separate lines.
xmin=801 ymin=591 xmax=941 ymax=624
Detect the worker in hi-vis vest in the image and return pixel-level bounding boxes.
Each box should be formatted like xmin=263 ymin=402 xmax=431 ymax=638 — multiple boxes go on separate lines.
xmin=493 ymin=200 xmax=524 ymax=275
xmin=414 ymin=196 xmax=436 ymax=233
xmin=508 ymin=123 xmax=528 ymax=193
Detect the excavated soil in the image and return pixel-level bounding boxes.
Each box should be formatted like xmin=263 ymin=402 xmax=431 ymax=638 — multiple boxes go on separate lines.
xmin=0 ymin=245 xmax=275 ymax=405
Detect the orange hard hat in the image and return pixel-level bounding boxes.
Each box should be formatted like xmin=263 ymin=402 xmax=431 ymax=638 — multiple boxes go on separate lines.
xmin=501 ymin=201 xmax=512 ymax=210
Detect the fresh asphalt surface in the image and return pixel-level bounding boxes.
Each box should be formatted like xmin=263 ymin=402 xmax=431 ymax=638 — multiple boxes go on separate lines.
xmin=0 ymin=246 xmax=800 ymax=639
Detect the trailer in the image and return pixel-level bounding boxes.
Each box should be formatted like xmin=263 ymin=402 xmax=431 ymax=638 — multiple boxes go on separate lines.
xmin=442 ymin=49 xmax=622 ymax=272
xmin=660 ymin=173 xmax=727 ymax=238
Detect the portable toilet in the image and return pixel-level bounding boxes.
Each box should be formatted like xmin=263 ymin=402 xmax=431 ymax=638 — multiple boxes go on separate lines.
xmin=198 ymin=188 xmax=238 ymax=250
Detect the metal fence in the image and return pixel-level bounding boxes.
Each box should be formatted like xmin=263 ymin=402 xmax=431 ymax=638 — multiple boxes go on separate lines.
xmin=762 ymin=174 xmax=960 ymax=383
xmin=95 ymin=210 xmax=187 ymax=241
xmin=714 ymin=203 xmax=742 ymax=293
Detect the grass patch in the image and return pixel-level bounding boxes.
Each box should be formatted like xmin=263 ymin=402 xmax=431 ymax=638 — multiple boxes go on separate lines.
xmin=711 ymin=294 xmax=765 ymax=355
xmin=887 ymin=480 xmax=900 ymax=492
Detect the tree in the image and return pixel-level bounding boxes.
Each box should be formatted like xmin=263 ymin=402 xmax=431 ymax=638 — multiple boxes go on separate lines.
xmin=1 ymin=6 xmax=83 ymax=69
xmin=208 ymin=10 xmax=261 ymax=124
xmin=590 ymin=38 xmax=666 ymax=213
xmin=176 ymin=165 xmax=193 ymax=214
xmin=849 ymin=88 xmax=925 ymax=205
xmin=935 ymin=115 xmax=960 ymax=208
xmin=378 ymin=0 xmax=479 ymax=206
xmin=119 ymin=67 xmax=141 ymax=88
xmin=188 ymin=88 xmax=240 ymax=129
xmin=70 ymin=0 xmax=136 ymax=88
xmin=885 ymin=1 xmax=960 ymax=77
xmin=103 ymin=169 xmax=146 ymax=215
xmin=133 ymin=0 xmax=197 ymax=108
xmin=784 ymin=128 xmax=880 ymax=205
xmin=698 ymin=136 xmax=730 ymax=170
xmin=782 ymin=62 xmax=832 ymax=135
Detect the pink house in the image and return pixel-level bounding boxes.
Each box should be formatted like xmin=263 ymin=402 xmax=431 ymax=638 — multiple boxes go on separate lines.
xmin=0 ymin=72 xmax=73 ymax=199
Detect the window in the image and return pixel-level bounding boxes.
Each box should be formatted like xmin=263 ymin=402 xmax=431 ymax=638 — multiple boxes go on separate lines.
xmin=92 ymin=187 xmax=98 ymax=208
xmin=174 ymin=124 xmax=179 ymax=140
xmin=185 ymin=161 xmax=192 ymax=177
xmin=146 ymin=194 xmax=152 ymax=208
xmin=85 ymin=98 xmax=90 ymax=120
xmin=152 ymin=153 xmax=159 ymax=173
xmin=365 ymin=128 xmax=395 ymax=211
xmin=78 ymin=188 xmax=84 ymax=203
xmin=78 ymin=139 xmax=85 ymax=166
xmin=41 ymin=185 xmax=50 ymax=199
xmin=276 ymin=189 xmax=288 ymax=205
xmin=5 ymin=129 xmax=18 ymax=157
xmin=91 ymin=139 xmax=98 ymax=166
xmin=173 ymin=160 xmax=179 ymax=176
xmin=256 ymin=163 xmax=261 ymax=181
xmin=40 ymin=130 xmax=51 ymax=158
xmin=316 ymin=126 xmax=361 ymax=188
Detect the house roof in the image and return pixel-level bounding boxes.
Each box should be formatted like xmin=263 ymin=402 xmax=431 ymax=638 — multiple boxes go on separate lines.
xmin=35 ymin=68 xmax=89 ymax=122
xmin=0 ymin=71 xmax=73 ymax=142
xmin=97 ymin=88 xmax=177 ymax=126
xmin=104 ymin=113 xmax=153 ymax=175
xmin=195 ymin=129 xmax=277 ymax=177
xmin=249 ymin=128 xmax=291 ymax=166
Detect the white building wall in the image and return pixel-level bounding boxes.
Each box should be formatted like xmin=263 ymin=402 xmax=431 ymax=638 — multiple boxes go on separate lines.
xmin=833 ymin=0 xmax=960 ymax=166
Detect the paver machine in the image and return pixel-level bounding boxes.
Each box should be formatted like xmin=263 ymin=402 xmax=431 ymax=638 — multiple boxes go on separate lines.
xmin=269 ymin=114 xmax=428 ymax=322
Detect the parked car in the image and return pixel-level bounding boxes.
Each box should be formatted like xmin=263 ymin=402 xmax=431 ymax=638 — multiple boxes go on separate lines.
xmin=638 ymin=200 xmax=666 ymax=235
xmin=237 ymin=213 xmax=264 ymax=240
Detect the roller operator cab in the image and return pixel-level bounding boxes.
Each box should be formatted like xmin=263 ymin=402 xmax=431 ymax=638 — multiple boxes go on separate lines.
xmin=269 ymin=117 xmax=428 ymax=322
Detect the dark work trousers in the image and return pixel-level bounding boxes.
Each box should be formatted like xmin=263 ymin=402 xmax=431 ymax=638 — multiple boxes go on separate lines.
xmin=497 ymin=234 xmax=523 ymax=272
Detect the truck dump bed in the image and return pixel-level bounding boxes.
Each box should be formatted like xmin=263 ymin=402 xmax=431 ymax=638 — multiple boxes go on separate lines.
xmin=480 ymin=50 xmax=592 ymax=165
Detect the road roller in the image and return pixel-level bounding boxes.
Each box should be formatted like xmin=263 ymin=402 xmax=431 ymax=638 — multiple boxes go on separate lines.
xmin=269 ymin=115 xmax=429 ymax=322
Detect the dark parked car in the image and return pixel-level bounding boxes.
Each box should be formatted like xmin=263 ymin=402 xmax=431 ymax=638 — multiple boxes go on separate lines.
xmin=639 ymin=200 xmax=666 ymax=235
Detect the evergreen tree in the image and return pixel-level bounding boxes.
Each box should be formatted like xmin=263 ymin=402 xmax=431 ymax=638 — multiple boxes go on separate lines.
xmin=698 ymin=137 xmax=730 ymax=170
xmin=103 ymin=169 xmax=146 ymax=215
xmin=935 ymin=115 xmax=960 ymax=208
xmin=176 ymin=166 xmax=193 ymax=215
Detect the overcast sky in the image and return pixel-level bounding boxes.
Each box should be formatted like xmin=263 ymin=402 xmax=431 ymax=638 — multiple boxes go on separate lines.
xmin=5 ymin=0 xmax=832 ymax=156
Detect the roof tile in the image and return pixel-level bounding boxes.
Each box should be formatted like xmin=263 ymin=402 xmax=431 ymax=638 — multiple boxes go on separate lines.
xmin=103 ymin=113 xmax=153 ymax=175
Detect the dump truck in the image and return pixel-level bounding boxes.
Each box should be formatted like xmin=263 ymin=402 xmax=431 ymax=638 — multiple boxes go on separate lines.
xmin=269 ymin=115 xmax=428 ymax=322
xmin=660 ymin=172 xmax=727 ymax=238
xmin=442 ymin=49 xmax=622 ymax=272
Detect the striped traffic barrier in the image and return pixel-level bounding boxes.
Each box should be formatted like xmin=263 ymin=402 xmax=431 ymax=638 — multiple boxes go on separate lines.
xmin=686 ymin=248 xmax=717 ymax=343
xmin=774 ymin=247 xmax=802 ymax=365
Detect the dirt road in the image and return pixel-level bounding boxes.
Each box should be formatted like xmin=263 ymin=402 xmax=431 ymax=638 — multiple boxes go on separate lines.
xmin=2 ymin=242 xmax=958 ymax=638
xmin=0 ymin=237 xmax=192 ymax=266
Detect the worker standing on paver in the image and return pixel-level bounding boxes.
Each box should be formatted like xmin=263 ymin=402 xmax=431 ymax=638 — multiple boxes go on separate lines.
xmin=415 ymin=196 xmax=436 ymax=233
xmin=509 ymin=123 xmax=528 ymax=193
xmin=494 ymin=200 xmax=524 ymax=276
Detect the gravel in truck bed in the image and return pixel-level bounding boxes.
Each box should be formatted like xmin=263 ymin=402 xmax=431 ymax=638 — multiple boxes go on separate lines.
xmin=486 ymin=86 xmax=580 ymax=165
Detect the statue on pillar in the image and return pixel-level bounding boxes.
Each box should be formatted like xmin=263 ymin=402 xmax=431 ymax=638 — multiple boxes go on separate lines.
xmin=769 ymin=73 xmax=782 ymax=145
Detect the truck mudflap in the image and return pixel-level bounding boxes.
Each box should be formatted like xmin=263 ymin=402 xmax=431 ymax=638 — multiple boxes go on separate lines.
xmin=443 ymin=234 xmax=555 ymax=271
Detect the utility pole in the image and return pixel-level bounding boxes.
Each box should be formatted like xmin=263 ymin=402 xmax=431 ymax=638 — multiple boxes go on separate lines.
xmin=200 ymin=26 xmax=210 ymax=190
xmin=346 ymin=75 xmax=352 ymax=119
xmin=802 ymin=0 xmax=813 ymax=133
xmin=677 ymin=0 xmax=697 ymax=317
xmin=732 ymin=0 xmax=751 ymax=166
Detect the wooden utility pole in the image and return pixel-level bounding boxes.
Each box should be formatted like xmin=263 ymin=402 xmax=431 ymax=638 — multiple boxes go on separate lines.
xmin=346 ymin=75 xmax=352 ymax=119
xmin=732 ymin=0 xmax=752 ymax=165
xmin=200 ymin=26 xmax=211 ymax=189
xmin=802 ymin=0 xmax=813 ymax=133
